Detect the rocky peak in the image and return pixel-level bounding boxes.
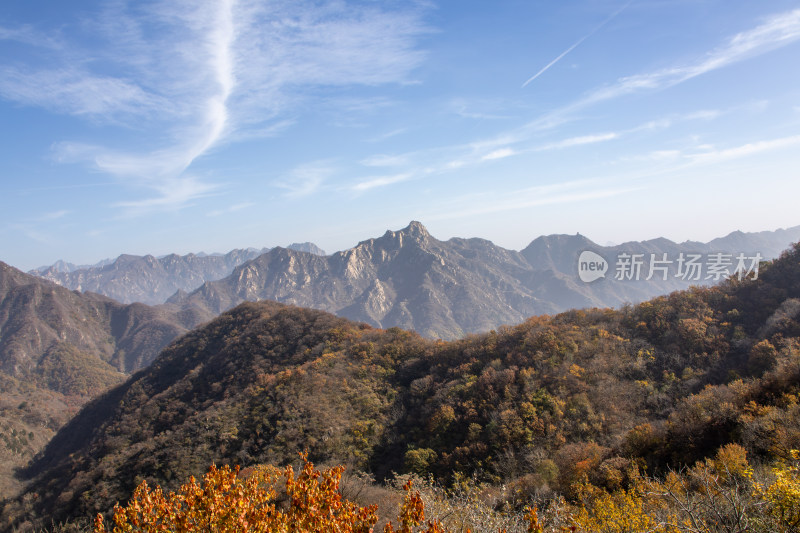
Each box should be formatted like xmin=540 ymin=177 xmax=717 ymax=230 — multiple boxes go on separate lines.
xmin=402 ymin=220 xmax=430 ymax=238
xmin=378 ymin=221 xmax=432 ymax=249
xmin=287 ymin=242 xmax=327 ymax=256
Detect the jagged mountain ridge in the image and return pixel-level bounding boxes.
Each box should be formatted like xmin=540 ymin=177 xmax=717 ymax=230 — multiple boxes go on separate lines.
xmin=172 ymin=222 xmax=559 ymax=339
xmin=30 ymin=243 xmax=327 ymax=306
xmin=172 ymin=221 xmax=800 ymax=339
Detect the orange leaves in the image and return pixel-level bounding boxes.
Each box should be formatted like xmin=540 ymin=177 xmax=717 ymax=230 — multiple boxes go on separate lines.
xmin=93 ymin=454 xmax=375 ymax=533
xmin=93 ymin=459 xmax=509 ymax=533
xmin=280 ymin=454 xmax=377 ymax=532
xmin=383 ymin=480 xmax=447 ymax=533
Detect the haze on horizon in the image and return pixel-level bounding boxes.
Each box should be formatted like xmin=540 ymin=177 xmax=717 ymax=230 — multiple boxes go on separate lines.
xmin=1 ymin=0 xmax=799 ymax=271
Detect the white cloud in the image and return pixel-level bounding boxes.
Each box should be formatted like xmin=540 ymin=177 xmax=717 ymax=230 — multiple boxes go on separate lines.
xmin=582 ymin=9 xmax=800 ymax=106
xmin=360 ymin=154 xmax=409 ymax=167
xmin=519 ymin=9 xmax=800 ymax=133
xmin=40 ymin=210 xmax=70 ymax=221
xmin=684 ymin=109 xmax=722 ymax=121
xmin=113 ymin=175 xmax=220 ymax=216
xmin=482 ymin=148 xmax=516 ymax=160
xmin=647 ymin=150 xmax=681 ymax=161
xmin=208 ymin=202 xmax=256 ymax=217
xmin=10 ymin=223 xmax=51 ymax=244
xmin=352 ymin=173 xmax=413 ymax=192
xmin=0 ymin=0 xmax=429 ymax=214
xmin=521 ymin=0 xmax=633 ymax=88
xmin=0 ymin=67 xmax=162 ymax=118
xmin=366 ymin=128 xmax=408 ymax=143
xmin=425 ymin=179 xmax=640 ymax=221
xmin=688 ymin=134 xmax=800 ymax=164
xmin=275 ymin=162 xmax=336 ymax=197
xmin=536 ymin=132 xmax=618 ymax=151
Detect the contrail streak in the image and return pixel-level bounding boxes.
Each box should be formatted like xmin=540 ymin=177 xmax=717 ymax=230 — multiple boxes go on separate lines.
xmin=522 ymin=0 xmax=633 ymax=88
xmin=185 ymin=0 xmax=237 ymax=169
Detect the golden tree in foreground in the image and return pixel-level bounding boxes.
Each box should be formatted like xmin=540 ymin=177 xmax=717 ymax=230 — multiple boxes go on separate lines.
xmin=92 ymin=454 xmax=454 ymax=533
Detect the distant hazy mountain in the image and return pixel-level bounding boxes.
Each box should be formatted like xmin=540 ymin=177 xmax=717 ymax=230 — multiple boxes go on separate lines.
xmin=30 ymin=257 xmax=115 ymax=275
xmin=25 ymin=223 xmax=800 ymax=338
xmin=0 ymin=262 xmax=194 ymax=497
xmin=30 ymin=248 xmax=269 ymax=305
xmin=287 ymin=242 xmax=327 ymax=256
xmin=30 ymin=244 xmax=327 ymax=306
xmin=171 ymin=222 xmax=800 ymax=340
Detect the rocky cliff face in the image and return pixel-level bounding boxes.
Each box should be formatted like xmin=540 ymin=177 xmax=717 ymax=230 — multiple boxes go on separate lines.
xmin=30 ymin=248 xmax=271 ymax=305
xmin=172 ymin=222 xmax=557 ymax=339
xmin=25 ymin=223 xmax=800 ymax=340
xmin=30 ymin=244 xmax=328 ymax=306
xmin=172 ymin=222 xmax=800 ymax=340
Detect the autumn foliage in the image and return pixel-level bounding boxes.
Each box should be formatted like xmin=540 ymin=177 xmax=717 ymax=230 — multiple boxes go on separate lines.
xmin=8 ymin=244 xmax=800 ymax=531
xmin=93 ymin=454 xmax=455 ymax=533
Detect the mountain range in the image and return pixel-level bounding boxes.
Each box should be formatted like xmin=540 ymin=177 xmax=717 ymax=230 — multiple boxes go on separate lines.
xmin=30 ymin=243 xmax=327 ymax=306
xmin=25 ymin=222 xmax=800 ymax=341
xmin=5 ymin=240 xmax=799 ymax=530
xmin=169 ymin=222 xmax=800 ymax=339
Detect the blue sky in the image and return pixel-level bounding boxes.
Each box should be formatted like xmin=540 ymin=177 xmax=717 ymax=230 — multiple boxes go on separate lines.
xmin=1 ymin=0 xmax=799 ymax=270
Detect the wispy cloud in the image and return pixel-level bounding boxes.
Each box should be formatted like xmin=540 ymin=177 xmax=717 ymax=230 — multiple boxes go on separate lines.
xmin=620 ymin=149 xmax=682 ymax=163
xmin=10 ymin=223 xmax=51 ymax=245
xmin=360 ymin=154 xmax=410 ymax=167
xmin=8 ymin=209 xmax=73 ymax=244
xmin=688 ymin=134 xmax=800 ymax=164
xmin=482 ymin=148 xmax=516 ymax=160
xmin=425 ymin=179 xmax=640 ymax=221
xmin=352 ymin=173 xmax=413 ymax=192
xmin=40 ymin=210 xmax=71 ymax=221
xmin=366 ymin=128 xmax=408 ymax=143
xmin=0 ymin=0 xmax=429 ymax=214
xmin=208 ymin=201 xmax=256 ymax=217
xmin=448 ymin=98 xmax=514 ymax=120
xmin=519 ymin=8 xmax=800 ymax=133
xmin=522 ymin=0 xmax=634 ymax=88
xmin=113 ymin=176 xmax=220 ymax=217
xmin=615 ymin=133 xmax=800 ymax=171
xmin=535 ymin=132 xmax=618 ymax=151
xmin=275 ymin=161 xmax=336 ymax=197
xmin=580 ymin=9 xmax=800 ymax=107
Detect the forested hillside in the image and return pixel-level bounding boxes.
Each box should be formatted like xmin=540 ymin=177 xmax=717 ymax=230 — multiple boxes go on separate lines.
xmin=0 ymin=263 xmax=195 ymax=498
xmin=3 ymin=244 xmax=799 ymax=531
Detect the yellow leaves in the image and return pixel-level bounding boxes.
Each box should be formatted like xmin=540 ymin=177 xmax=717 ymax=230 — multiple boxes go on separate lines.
xmin=568 ymin=365 xmax=584 ymax=379
xmin=754 ymin=449 xmax=800 ymax=530
xmin=712 ymin=443 xmax=752 ymax=481
xmin=573 ymin=485 xmax=674 ymax=533
xmin=572 ymin=444 xmax=771 ymax=533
